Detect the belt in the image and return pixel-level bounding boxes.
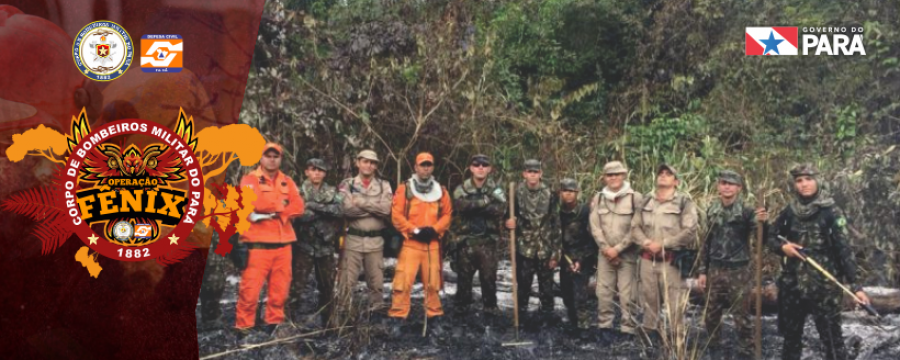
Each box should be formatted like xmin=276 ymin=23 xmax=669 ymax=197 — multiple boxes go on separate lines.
xmin=347 ymin=227 xmax=382 ymax=238
xmin=641 ymin=251 xmax=674 ymax=262
xmin=246 ymin=243 xmax=291 ymax=250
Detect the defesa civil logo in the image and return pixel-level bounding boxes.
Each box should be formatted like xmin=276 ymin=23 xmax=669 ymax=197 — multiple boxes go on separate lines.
xmin=746 ymin=26 xmax=866 ymax=56
xmin=141 ymin=34 xmax=183 ymax=73
xmin=73 ymin=20 xmax=134 ymax=81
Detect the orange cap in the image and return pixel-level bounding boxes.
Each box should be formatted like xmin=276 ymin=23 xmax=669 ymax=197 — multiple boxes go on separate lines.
xmin=263 ymin=142 xmax=283 ymax=155
xmin=416 ymin=152 xmax=434 ymax=165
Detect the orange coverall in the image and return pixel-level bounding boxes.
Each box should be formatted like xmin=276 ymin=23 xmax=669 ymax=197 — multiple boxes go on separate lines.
xmin=235 ymin=168 xmax=304 ymax=329
xmin=389 ymin=183 xmax=453 ymax=319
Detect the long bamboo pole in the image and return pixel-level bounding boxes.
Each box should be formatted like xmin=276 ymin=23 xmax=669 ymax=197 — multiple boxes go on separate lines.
xmin=755 ymin=187 xmax=764 ymax=360
xmin=508 ymin=182 xmax=519 ymax=340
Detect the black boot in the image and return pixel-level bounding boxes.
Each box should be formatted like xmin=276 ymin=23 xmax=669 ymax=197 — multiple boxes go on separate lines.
xmin=565 ymin=324 xmax=581 ymax=338
xmin=426 ymin=316 xmax=447 ymax=338
xmin=232 ymin=327 xmax=252 ymax=341
xmin=578 ymin=327 xmax=593 ymax=343
xmin=386 ymin=316 xmax=406 ymax=339
xmin=261 ymin=323 xmax=278 ymax=337
xmin=198 ymin=314 xmax=224 ymax=332
xmin=639 ymin=328 xmax=662 ymax=348
xmin=541 ymin=311 xmax=560 ymax=328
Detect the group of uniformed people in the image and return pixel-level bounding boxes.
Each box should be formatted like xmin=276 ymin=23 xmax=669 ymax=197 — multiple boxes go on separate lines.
xmin=199 ymin=143 xmax=872 ymax=360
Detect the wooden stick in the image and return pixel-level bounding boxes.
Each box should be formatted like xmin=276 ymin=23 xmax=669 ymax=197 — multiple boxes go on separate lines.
xmin=755 ymin=187 xmax=764 ymax=360
xmin=777 ymin=235 xmax=881 ymax=318
xmin=501 ymin=341 xmax=534 ymax=347
xmin=508 ymin=182 xmax=519 ymax=341
xmin=199 ymin=328 xmax=341 ymax=360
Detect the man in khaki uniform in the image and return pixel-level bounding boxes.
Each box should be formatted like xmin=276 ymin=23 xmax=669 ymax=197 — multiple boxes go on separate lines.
xmin=338 ymin=150 xmax=394 ymax=313
xmin=590 ymin=161 xmax=643 ymax=341
xmin=631 ymin=164 xmax=698 ymax=346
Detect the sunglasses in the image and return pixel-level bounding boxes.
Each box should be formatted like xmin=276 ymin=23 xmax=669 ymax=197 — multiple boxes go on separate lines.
xmin=525 ymin=170 xmax=541 ymax=174
xmin=471 ymin=163 xmax=490 ymax=168
xmin=419 ymin=162 xmax=434 ymax=167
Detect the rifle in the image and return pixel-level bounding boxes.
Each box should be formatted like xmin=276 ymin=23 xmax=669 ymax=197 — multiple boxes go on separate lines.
xmin=777 ymin=235 xmax=879 ymax=318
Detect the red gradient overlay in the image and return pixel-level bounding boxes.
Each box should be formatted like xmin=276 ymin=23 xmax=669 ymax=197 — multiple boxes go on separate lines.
xmin=0 ymin=1 xmax=264 ymax=358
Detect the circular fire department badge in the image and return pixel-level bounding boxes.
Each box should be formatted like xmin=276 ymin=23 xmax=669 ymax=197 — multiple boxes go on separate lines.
xmin=73 ymin=20 xmax=134 ymax=81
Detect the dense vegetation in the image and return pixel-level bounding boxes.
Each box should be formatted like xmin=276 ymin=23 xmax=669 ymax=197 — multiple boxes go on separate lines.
xmin=238 ymin=0 xmax=900 ymax=285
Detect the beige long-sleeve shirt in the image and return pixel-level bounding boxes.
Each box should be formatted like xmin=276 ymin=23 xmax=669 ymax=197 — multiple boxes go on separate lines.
xmin=590 ymin=191 xmax=643 ymax=259
xmin=339 ymin=175 xmax=393 ymax=253
xmin=631 ymin=190 xmax=699 ymax=251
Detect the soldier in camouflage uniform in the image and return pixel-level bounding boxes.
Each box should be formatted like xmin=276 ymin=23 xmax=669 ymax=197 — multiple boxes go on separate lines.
xmin=289 ymin=158 xmax=343 ymax=325
xmin=449 ymin=154 xmax=506 ymax=319
xmin=697 ymin=170 xmax=767 ymax=356
xmin=767 ymin=164 xmax=870 ymax=360
xmin=557 ymin=178 xmax=597 ymax=339
xmin=505 ymin=159 xmax=561 ymax=328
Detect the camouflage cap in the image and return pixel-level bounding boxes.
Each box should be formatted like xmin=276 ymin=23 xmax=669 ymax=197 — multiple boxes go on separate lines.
xmin=470 ymin=154 xmax=491 ymax=166
xmin=559 ymin=178 xmax=579 ymax=191
xmin=357 ymin=149 xmax=379 ymax=162
xmin=657 ymin=163 xmax=679 ymax=179
xmin=789 ymin=163 xmax=818 ymax=178
xmin=603 ymin=161 xmax=628 ymax=175
xmin=524 ymin=159 xmax=542 ymax=171
xmin=718 ymin=170 xmax=743 ymax=185
xmin=306 ymin=158 xmax=329 ymax=172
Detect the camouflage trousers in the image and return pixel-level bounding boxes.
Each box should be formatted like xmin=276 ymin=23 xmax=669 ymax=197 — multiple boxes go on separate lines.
xmin=703 ymin=266 xmax=752 ymax=351
xmin=516 ymin=253 xmax=555 ymax=315
xmin=198 ymin=232 xmax=230 ymax=324
xmin=453 ymin=242 xmax=498 ymax=311
xmin=288 ymin=247 xmax=336 ymax=322
xmin=778 ymin=279 xmax=847 ymax=360
xmin=560 ymin=255 xmax=597 ymax=329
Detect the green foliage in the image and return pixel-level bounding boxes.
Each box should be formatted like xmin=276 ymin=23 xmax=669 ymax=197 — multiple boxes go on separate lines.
xmin=627 ymin=113 xmax=709 ymax=158
xmin=487 ymin=0 xmax=635 ymax=123
xmin=243 ymin=0 xmax=900 ymax=286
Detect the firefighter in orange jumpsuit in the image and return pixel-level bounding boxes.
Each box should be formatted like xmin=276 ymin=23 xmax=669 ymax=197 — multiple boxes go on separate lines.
xmin=388 ymin=152 xmax=453 ymax=338
xmin=234 ymin=143 xmax=304 ymax=336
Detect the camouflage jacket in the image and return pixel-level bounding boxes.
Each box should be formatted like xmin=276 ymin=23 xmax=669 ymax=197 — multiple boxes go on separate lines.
xmin=450 ymin=178 xmax=506 ymax=245
xmin=292 ymin=180 xmax=344 ymax=257
xmin=511 ymin=181 xmax=561 ymax=261
xmin=698 ymin=197 xmax=759 ymax=274
xmin=559 ymin=202 xmax=597 ymax=262
xmin=767 ymin=192 xmax=859 ymax=296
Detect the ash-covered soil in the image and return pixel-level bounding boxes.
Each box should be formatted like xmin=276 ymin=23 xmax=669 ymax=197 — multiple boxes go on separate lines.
xmin=197 ymin=260 xmax=900 ymax=360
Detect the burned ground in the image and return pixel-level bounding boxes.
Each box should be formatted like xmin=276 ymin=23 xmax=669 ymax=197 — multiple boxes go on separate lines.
xmin=197 ymin=260 xmax=900 ymax=360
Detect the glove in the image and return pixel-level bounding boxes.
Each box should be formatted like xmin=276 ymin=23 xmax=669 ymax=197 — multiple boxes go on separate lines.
xmin=411 ymin=227 xmax=437 ymax=243
xmin=249 ymin=212 xmax=276 ymax=222
xmin=419 ymin=226 xmax=438 ymax=241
